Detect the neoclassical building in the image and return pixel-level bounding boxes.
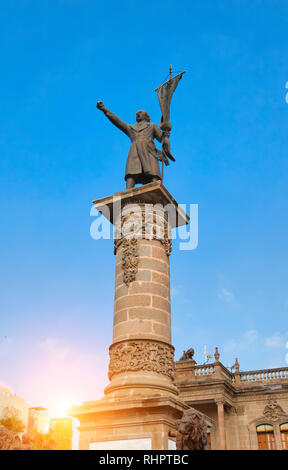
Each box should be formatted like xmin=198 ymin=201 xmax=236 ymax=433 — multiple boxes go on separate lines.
xmin=175 ymin=349 xmax=288 ymax=450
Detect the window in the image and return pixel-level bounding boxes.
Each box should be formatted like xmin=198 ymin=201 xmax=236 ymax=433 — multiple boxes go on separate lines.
xmin=280 ymin=423 xmax=288 ymax=450
xmin=256 ymin=424 xmax=275 ymax=450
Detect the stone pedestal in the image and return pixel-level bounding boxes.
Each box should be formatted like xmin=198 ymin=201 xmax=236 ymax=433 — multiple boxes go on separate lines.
xmin=70 ymin=182 xmax=190 ymax=450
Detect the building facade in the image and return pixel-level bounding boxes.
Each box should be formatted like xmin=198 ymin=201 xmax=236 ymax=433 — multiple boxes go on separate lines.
xmin=175 ymin=350 xmax=288 ymax=450
xmin=28 ymin=407 xmax=49 ymax=434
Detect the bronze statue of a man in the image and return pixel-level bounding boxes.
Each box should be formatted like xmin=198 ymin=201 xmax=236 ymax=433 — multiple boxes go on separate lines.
xmin=96 ymin=102 xmax=174 ymax=189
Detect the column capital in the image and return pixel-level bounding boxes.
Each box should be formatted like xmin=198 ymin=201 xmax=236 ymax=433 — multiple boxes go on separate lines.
xmin=214 ymin=397 xmax=226 ymax=406
xmin=92 ymin=181 xmax=190 ymax=228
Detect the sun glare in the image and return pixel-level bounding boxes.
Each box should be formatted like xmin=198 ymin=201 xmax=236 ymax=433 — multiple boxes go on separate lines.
xmin=51 ymin=399 xmax=73 ymax=419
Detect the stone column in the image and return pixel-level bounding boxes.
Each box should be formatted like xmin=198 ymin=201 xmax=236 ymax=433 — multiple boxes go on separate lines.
xmin=70 ymin=182 xmax=190 ymax=450
xmin=215 ymin=398 xmax=227 ymax=450
xmin=104 ymin=201 xmax=178 ymax=398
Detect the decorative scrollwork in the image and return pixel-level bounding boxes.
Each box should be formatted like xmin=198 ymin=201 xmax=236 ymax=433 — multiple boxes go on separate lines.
xmin=108 ymin=340 xmax=175 ymax=381
xmin=160 ymin=237 xmax=172 ymax=257
xmin=121 ymin=238 xmax=139 ymax=286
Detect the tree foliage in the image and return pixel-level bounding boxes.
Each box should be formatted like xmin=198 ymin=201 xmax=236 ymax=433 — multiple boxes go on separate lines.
xmin=0 ymin=407 xmax=25 ymax=433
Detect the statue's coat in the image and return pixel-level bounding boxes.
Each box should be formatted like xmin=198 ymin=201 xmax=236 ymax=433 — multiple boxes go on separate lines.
xmin=103 ymin=109 xmax=163 ymax=184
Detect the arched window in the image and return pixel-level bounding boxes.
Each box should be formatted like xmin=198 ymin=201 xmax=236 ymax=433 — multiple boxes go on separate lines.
xmin=256 ymin=424 xmax=275 ymax=450
xmin=280 ymin=423 xmax=288 ymax=450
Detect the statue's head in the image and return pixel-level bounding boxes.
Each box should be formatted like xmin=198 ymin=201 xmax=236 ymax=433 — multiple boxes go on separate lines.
xmin=175 ymin=415 xmax=191 ymax=436
xmin=136 ymin=110 xmax=150 ymax=123
xmin=187 ymin=348 xmax=195 ymax=358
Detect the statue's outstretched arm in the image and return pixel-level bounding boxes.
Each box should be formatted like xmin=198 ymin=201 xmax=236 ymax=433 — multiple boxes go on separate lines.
xmin=96 ymin=101 xmax=130 ymax=136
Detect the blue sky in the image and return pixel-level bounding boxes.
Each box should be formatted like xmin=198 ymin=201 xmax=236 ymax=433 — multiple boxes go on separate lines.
xmin=0 ymin=0 xmax=288 ymax=414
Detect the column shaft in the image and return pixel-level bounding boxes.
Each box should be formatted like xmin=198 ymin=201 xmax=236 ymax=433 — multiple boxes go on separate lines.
xmin=216 ymin=400 xmax=227 ymax=450
xmin=105 ymin=201 xmax=178 ymax=398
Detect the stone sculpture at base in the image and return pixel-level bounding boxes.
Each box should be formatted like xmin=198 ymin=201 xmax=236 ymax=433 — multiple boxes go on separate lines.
xmin=175 ymin=408 xmax=210 ymax=450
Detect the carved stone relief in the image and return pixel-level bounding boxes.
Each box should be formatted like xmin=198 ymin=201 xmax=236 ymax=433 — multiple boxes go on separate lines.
xmin=263 ymin=397 xmax=286 ymax=421
xmin=108 ymin=340 xmax=176 ymax=381
xmin=121 ymin=238 xmax=139 ymax=286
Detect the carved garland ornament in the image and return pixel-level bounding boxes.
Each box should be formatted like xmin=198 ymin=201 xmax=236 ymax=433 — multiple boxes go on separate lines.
xmin=108 ymin=340 xmax=175 ymax=381
xmin=121 ymin=238 xmax=139 ymax=286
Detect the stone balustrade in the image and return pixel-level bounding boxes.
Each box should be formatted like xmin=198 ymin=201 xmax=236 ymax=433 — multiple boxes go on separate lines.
xmin=175 ymin=361 xmax=231 ymax=383
xmin=194 ymin=364 xmax=215 ymax=377
xmin=237 ymin=367 xmax=288 ymax=384
xmin=175 ymin=361 xmax=288 ymax=388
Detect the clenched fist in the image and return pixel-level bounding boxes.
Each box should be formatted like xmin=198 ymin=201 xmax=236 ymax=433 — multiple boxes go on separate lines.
xmin=96 ymin=101 xmax=106 ymax=111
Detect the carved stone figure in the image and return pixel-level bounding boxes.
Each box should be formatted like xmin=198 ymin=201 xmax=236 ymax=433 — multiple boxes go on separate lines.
xmin=175 ymin=408 xmax=210 ymax=450
xmin=179 ymin=347 xmax=196 ymax=363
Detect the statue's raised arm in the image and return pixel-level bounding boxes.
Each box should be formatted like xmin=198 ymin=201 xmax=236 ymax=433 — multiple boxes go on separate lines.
xmin=96 ymin=101 xmax=130 ymax=136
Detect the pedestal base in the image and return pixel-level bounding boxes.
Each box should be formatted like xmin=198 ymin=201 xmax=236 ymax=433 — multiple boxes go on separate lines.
xmin=70 ymin=395 xmax=188 ymax=450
